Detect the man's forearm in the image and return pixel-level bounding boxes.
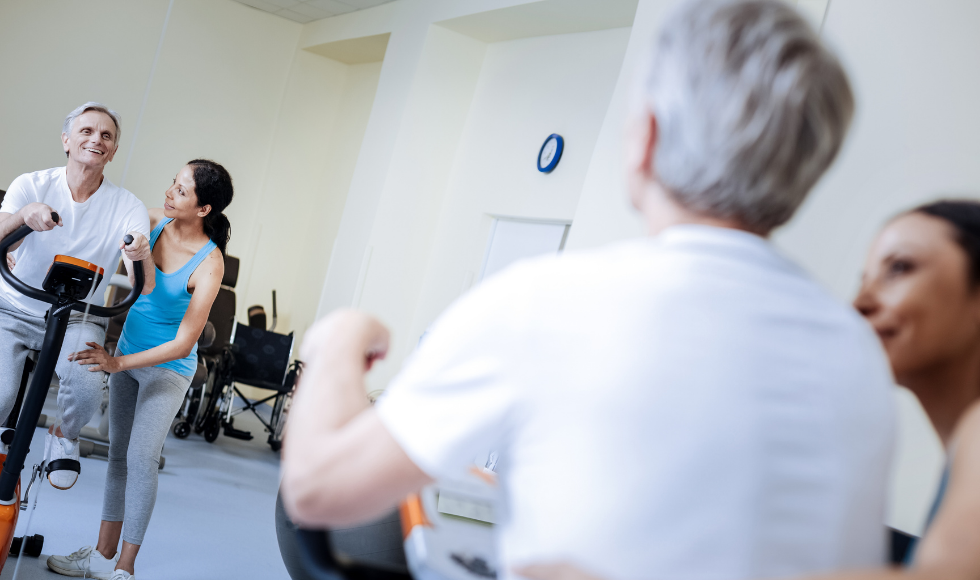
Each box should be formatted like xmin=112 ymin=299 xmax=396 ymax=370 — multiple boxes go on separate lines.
xmin=0 ymin=212 xmax=26 ymax=252
xmin=281 ymin=312 xmax=399 ymax=526
xmin=290 ymin=349 xmax=371 ymax=443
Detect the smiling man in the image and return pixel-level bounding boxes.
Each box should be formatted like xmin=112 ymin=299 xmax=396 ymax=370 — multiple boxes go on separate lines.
xmin=0 ymin=102 xmax=154 ymax=490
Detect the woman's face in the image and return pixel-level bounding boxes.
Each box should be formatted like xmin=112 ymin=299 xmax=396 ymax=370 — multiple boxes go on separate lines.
xmin=854 ymin=212 xmax=980 ymax=383
xmin=164 ymin=165 xmax=203 ymax=219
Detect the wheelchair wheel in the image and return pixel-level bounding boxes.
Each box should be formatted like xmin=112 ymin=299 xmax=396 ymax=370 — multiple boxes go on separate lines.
xmin=204 ymin=418 xmax=220 ymax=443
xmin=173 ymin=421 xmax=191 ymax=439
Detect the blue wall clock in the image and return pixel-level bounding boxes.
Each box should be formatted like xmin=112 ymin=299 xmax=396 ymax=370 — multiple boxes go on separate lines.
xmin=537 ymin=134 xmax=564 ymax=173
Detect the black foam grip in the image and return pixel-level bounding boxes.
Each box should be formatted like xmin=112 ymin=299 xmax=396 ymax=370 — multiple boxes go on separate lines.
xmin=123 ymin=234 xmax=134 ymax=245
xmin=45 ymin=459 xmax=80 ymax=475
xmin=50 ymin=211 xmax=60 ymax=224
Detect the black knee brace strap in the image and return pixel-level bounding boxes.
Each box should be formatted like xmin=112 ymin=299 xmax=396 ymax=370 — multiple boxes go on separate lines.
xmin=45 ymin=459 xmax=80 ymax=474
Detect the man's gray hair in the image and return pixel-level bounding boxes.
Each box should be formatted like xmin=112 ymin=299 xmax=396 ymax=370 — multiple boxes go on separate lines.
xmin=646 ymin=0 xmax=854 ymax=233
xmin=63 ymin=102 xmax=122 ymax=144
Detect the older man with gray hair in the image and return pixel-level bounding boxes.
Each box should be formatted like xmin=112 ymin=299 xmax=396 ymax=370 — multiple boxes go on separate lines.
xmin=0 ymin=102 xmax=153 ymax=491
xmin=282 ymin=1 xmax=894 ymax=579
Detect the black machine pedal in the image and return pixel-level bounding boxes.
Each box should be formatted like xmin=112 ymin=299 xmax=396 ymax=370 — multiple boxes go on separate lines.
xmin=44 ymin=459 xmax=80 ymax=475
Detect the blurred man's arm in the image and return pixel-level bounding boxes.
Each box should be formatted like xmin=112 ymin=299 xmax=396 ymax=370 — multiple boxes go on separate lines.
xmin=280 ymin=310 xmax=432 ymax=528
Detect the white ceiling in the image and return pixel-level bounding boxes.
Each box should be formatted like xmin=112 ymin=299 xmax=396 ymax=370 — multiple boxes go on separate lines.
xmin=232 ymin=0 xmax=397 ymax=24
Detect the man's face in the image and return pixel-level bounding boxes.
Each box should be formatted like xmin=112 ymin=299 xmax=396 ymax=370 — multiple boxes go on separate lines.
xmin=61 ymin=110 xmax=118 ymax=169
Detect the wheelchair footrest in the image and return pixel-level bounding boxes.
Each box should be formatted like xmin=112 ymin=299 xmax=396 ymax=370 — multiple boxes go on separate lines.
xmin=223 ymin=426 xmax=253 ymax=441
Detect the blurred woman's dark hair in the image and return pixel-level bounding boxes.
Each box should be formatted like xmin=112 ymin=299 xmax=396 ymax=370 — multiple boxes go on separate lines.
xmin=913 ymin=199 xmax=980 ymax=286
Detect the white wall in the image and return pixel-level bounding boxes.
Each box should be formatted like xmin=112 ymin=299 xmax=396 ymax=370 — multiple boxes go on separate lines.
xmin=353 ymin=25 xmax=489 ymax=393
xmin=264 ymin=60 xmax=382 ymax=346
xmin=364 ymin=27 xmax=631 ymax=391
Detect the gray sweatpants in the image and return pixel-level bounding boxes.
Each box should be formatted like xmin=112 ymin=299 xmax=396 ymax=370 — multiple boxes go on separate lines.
xmin=0 ymin=294 xmax=107 ymax=439
xmin=102 ymin=365 xmax=191 ymax=545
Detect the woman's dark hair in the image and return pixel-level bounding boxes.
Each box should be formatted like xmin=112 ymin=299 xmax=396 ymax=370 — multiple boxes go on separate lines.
xmin=913 ymin=199 xmax=980 ymax=286
xmin=187 ymin=159 xmax=233 ymax=254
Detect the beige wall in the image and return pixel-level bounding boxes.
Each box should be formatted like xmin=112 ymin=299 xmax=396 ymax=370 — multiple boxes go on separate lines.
xmin=0 ymin=0 xmax=170 ymax=189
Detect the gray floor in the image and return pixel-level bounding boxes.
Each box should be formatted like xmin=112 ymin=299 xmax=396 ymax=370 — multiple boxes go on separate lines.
xmin=0 ymin=388 xmax=289 ymax=580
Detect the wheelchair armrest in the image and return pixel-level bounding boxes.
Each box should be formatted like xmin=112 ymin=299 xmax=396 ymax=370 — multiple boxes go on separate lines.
xmin=190 ymin=362 xmax=208 ymax=391
xmin=198 ymin=321 xmax=216 ymax=350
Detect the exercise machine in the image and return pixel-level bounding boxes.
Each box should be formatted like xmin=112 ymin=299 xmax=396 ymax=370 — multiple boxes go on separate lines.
xmin=0 ymin=214 xmax=143 ymax=572
xmin=278 ymin=467 xmax=498 ymax=580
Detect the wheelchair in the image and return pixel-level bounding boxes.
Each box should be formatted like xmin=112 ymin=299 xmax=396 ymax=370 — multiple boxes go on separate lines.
xmin=176 ymin=320 xmax=298 ymax=451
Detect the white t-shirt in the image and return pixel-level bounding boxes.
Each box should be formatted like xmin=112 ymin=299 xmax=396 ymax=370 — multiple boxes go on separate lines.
xmin=0 ymin=167 xmax=150 ymax=316
xmin=377 ymin=225 xmax=896 ymax=580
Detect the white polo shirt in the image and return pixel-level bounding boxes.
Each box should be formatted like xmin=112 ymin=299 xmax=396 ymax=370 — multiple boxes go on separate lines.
xmin=0 ymin=167 xmax=150 ymax=316
xmin=377 ymin=225 xmax=895 ymax=580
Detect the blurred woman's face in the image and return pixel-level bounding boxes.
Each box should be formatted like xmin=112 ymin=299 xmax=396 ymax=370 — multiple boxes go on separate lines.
xmin=854 ymin=213 xmax=980 ymax=383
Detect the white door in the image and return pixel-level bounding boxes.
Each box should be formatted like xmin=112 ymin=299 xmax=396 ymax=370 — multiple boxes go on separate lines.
xmin=478 ymin=218 xmax=570 ymax=282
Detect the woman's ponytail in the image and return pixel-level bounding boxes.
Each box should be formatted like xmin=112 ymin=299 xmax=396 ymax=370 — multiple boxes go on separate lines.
xmin=203 ymin=211 xmax=231 ymax=255
xmin=187 ymin=159 xmax=234 ymax=254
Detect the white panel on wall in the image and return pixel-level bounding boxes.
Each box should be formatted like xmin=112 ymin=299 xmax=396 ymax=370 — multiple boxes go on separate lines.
xmin=479 ymin=218 xmax=570 ymax=282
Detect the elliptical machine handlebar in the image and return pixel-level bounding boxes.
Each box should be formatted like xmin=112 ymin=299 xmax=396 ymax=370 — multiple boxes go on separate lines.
xmin=0 ymin=211 xmax=144 ymax=316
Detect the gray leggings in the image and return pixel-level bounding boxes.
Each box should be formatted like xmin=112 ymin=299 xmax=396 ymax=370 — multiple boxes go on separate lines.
xmin=102 ymin=366 xmax=191 ymax=545
xmin=0 ymin=294 xmax=107 ymax=439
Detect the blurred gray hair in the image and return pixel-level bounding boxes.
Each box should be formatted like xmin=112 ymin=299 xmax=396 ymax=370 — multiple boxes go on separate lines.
xmin=63 ymin=102 xmax=122 ymax=144
xmin=645 ymin=0 xmax=854 ymax=233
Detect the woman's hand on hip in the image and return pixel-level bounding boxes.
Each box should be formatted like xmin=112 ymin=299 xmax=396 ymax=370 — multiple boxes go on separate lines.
xmin=68 ymin=342 xmax=122 ymax=373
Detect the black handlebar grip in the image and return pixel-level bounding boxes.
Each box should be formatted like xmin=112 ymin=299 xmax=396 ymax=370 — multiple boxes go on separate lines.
xmin=124 ymin=234 xmax=134 ymax=245
xmin=51 ymin=211 xmax=60 ymax=224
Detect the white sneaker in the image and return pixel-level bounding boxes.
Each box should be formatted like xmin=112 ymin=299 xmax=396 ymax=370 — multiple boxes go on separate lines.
xmin=109 ymin=570 xmax=134 ymax=580
xmin=46 ymin=546 xmax=118 ymax=578
xmin=42 ymin=431 xmax=53 ymax=463
xmin=47 ymin=435 xmax=81 ymax=490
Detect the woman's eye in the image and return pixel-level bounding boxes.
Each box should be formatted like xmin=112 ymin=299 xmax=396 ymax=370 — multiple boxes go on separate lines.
xmin=887 ymin=259 xmax=914 ymax=276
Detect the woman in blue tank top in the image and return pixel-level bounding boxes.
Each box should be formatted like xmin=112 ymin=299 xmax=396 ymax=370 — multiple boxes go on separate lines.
xmin=51 ymin=160 xmax=233 ymax=580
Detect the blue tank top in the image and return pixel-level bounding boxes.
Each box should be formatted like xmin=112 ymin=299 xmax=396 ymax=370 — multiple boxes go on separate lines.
xmin=117 ymin=218 xmax=217 ymax=376
xmin=904 ymin=462 xmax=949 ymax=566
